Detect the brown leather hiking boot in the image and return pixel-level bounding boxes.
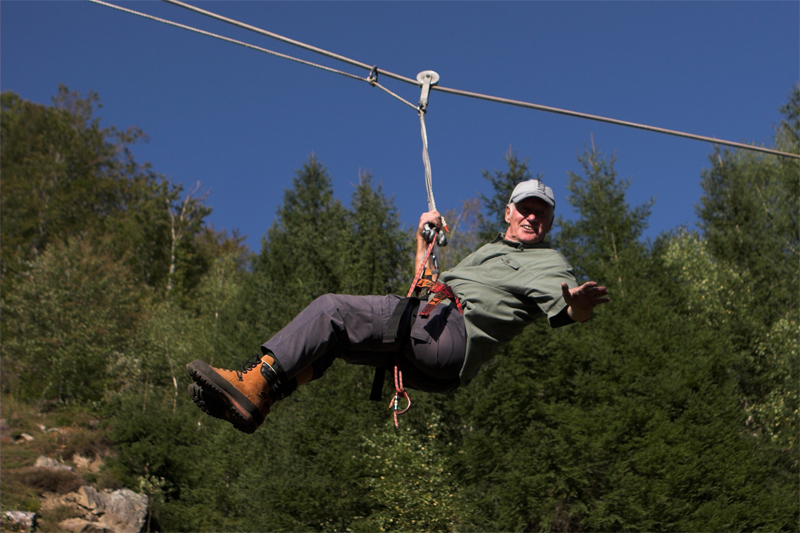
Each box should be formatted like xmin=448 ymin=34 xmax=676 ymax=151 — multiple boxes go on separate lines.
xmin=187 ymin=354 xmax=278 ymax=434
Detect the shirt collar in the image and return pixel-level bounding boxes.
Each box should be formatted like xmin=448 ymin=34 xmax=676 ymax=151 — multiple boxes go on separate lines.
xmin=491 ymin=233 xmax=552 ymax=250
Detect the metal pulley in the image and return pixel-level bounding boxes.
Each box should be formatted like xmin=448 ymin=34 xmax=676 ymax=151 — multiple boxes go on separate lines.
xmin=416 ymin=70 xmax=440 ymax=112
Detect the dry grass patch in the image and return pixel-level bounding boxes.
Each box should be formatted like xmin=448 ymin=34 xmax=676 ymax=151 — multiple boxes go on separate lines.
xmin=9 ymin=467 xmax=85 ymax=495
xmin=1 ymin=395 xmax=119 ymax=513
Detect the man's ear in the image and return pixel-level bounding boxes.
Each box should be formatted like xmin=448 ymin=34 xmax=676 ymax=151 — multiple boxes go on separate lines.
xmin=504 ymin=204 xmax=512 ymax=224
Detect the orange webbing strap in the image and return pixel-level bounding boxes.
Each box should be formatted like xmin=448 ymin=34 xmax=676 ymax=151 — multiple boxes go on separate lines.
xmin=407 ymin=238 xmax=437 ymax=298
xmin=415 ymin=278 xmax=463 ymax=317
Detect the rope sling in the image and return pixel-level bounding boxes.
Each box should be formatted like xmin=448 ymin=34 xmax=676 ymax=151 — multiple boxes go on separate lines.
xmin=387 ymin=71 xmax=461 ymax=428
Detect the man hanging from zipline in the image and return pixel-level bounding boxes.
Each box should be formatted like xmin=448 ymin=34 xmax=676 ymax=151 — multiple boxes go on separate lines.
xmin=187 ymin=179 xmax=609 ymax=433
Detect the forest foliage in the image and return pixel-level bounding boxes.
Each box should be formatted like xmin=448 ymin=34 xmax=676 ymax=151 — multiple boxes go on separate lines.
xmin=1 ymin=85 xmax=798 ymax=531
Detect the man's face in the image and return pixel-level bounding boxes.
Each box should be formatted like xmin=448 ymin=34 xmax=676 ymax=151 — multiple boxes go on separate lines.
xmin=504 ymin=197 xmax=554 ymax=244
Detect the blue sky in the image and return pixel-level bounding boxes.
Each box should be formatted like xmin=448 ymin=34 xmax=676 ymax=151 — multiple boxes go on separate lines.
xmin=3 ymin=1 xmax=798 ymax=253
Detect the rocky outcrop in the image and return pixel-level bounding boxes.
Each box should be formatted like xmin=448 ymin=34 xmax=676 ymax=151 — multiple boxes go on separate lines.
xmin=3 ymin=418 xmax=144 ymax=533
xmin=2 ymin=511 xmax=36 ymax=531
xmin=41 ymin=486 xmax=148 ymax=533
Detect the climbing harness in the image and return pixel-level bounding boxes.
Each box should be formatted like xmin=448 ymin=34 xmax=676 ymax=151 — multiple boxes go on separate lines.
xmin=368 ymin=70 xmax=465 ymax=428
xmin=384 ymin=245 xmax=464 ymax=428
xmin=415 ymin=279 xmax=463 ymax=318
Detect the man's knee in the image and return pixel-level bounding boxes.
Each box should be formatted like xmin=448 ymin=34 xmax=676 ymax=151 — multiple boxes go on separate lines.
xmin=310 ymin=293 xmax=338 ymax=309
xmin=308 ymin=293 xmax=358 ymax=315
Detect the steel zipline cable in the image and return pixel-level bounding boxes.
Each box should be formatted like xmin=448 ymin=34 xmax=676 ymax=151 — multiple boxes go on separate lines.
xmin=88 ymin=0 xmax=800 ymax=161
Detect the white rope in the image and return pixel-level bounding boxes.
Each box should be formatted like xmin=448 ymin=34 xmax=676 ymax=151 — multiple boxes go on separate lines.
xmin=419 ymin=111 xmax=436 ymax=212
xmin=372 ymin=82 xmax=418 ymax=112
xmin=87 ymin=0 xmax=800 ymax=161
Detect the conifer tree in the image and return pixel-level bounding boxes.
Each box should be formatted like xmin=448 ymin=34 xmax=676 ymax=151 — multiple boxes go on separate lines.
xmin=252 ymin=155 xmax=350 ymax=331
xmin=343 ymin=170 xmax=411 ymax=295
xmin=697 ymin=86 xmax=799 ymax=326
xmin=555 ymin=142 xmax=653 ymax=290
xmin=695 ymin=86 xmax=799 ymax=463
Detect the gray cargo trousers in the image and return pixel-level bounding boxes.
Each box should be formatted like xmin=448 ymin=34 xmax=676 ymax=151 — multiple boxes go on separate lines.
xmin=261 ymin=294 xmax=466 ymax=393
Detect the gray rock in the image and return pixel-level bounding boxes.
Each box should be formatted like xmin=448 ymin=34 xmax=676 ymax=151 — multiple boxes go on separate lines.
xmin=103 ymin=489 xmax=148 ymax=533
xmin=2 ymin=511 xmax=36 ymax=532
xmin=38 ymin=485 xmax=148 ymax=533
xmin=69 ymin=486 xmax=147 ymax=533
xmin=34 ymin=455 xmax=73 ymax=471
xmin=76 ymin=486 xmax=108 ymax=513
xmin=15 ymin=432 xmax=35 ymax=443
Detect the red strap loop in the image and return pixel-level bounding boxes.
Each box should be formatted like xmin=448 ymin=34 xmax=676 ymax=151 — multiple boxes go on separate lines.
xmin=388 ymin=363 xmax=411 ymax=428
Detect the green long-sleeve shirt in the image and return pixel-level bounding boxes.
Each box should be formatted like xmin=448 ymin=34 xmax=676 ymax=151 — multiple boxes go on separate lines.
xmin=440 ymin=235 xmax=578 ymax=386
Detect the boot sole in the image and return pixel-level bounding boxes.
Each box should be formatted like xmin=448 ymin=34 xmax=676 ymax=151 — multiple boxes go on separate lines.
xmin=186 ymin=360 xmax=264 ymax=434
xmin=187 ymin=383 xmax=261 ymax=434
xmin=188 ymin=383 xmax=236 ymax=422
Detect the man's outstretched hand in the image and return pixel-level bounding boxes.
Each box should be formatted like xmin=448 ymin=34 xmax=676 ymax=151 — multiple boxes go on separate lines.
xmin=561 ymin=281 xmax=610 ymax=323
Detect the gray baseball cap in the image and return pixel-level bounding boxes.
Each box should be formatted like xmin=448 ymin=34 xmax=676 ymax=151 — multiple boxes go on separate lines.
xmin=509 ymin=179 xmax=555 ymax=208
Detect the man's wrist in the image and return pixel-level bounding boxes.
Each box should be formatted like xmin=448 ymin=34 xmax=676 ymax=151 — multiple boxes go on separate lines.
xmin=568 ymin=306 xmax=591 ymax=323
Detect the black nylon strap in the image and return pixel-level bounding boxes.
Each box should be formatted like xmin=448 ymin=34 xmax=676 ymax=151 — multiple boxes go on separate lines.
xmin=369 ymin=367 xmax=386 ymax=402
xmin=382 ymin=297 xmax=420 ymax=343
xmin=371 ymin=298 xmax=420 ymax=401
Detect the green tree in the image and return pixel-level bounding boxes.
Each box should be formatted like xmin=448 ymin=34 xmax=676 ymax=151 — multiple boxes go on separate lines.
xmin=1 ymin=236 xmax=144 ymax=403
xmin=693 ymin=86 xmax=800 ymax=461
xmin=555 ymin=142 xmax=653 ymax=290
xmin=749 ymin=314 xmax=799 ymax=450
xmin=190 ymin=248 xmax=249 ymax=362
xmin=696 ymin=86 xmax=799 ymax=326
xmin=355 ymin=417 xmax=461 ymax=532
xmin=1 ymin=87 xmax=219 ymax=298
xmin=252 ymin=155 xmax=350 ymax=330
xmin=1 ymin=87 xmax=139 ymax=285
xmin=343 ymin=171 xmax=412 ymax=295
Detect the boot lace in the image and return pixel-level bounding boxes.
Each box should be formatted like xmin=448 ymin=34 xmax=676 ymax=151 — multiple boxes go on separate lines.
xmin=235 ymin=354 xmax=263 ymax=379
